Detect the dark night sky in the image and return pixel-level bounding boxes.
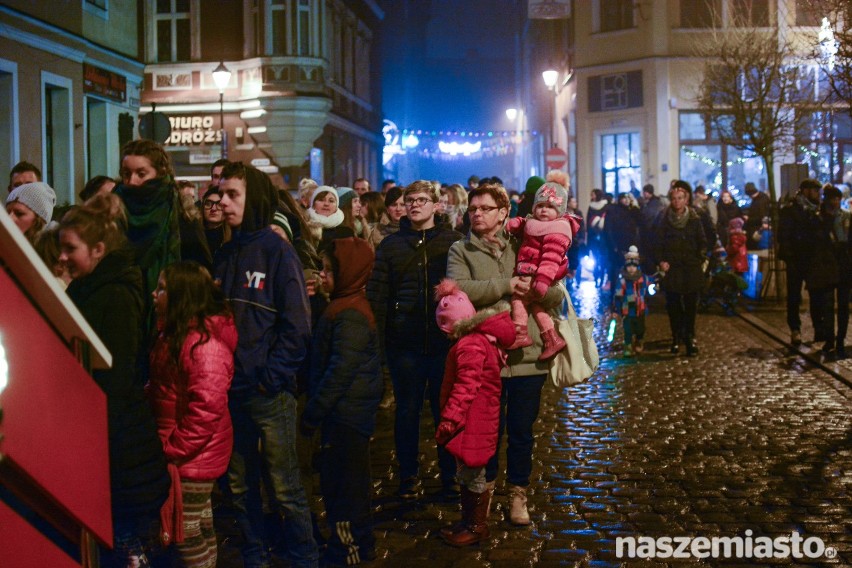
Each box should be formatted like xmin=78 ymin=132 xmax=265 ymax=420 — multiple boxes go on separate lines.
xmin=378 ymin=0 xmax=526 ymax=185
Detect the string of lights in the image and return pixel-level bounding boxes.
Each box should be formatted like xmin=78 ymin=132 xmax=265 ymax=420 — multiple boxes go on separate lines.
xmin=398 ymin=128 xmax=540 ymax=139
xmin=682 ymin=147 xmax=762 ymax=167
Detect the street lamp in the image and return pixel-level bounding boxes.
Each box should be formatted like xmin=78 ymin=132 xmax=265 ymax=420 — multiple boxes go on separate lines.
xmin=505 ymin=108 xmax=518 ymax=121
xmin=212 ymin=61 xmax=232 ymax=159
xmin=542 ymin=69 xmax=559 ymax=148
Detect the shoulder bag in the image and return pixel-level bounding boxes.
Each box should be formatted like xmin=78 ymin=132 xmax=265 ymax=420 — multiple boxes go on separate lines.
xmin=549 ymin=284 xmax=599 ymax=388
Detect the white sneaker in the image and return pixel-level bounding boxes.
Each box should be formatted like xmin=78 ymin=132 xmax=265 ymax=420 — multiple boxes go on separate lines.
xmin=507 ymin=485 xmax=530 ymax=526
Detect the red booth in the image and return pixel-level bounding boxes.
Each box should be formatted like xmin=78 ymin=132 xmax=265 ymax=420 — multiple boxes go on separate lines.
xmin=0 ymin=208 xmax=113 ymax=567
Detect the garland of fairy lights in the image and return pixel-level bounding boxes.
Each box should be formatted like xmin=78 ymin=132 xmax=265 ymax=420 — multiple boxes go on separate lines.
xmin=682 ymin=147 xmax=763 ymax=167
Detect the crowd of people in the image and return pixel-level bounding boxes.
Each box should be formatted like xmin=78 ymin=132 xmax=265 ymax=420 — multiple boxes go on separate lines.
xmin=5 ymin=142 xmax=850 ymax=567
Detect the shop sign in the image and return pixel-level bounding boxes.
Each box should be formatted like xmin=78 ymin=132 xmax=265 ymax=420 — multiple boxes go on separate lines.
xmin=165 ymin=116 xmax=223 ymax=145
xmin=189 ymin=151 xmax=222 ymax=164
xmin=83 ymin=64 xmax=127 ymax=102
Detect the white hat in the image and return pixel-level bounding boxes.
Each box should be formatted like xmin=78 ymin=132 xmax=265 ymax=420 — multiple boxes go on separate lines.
xmin=6 ymin=182 xmax=56 ymax=223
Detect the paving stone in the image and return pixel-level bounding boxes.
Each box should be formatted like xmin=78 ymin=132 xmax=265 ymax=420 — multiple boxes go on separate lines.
xmin=214 ymin=287 xmax=852 ymax=566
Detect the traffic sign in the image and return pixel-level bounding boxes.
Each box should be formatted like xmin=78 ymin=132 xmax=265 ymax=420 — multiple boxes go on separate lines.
xmin=139 ymin=111 xmax=171 ymax=144
xmin=546 ymin=147 xmax=568 ymax=170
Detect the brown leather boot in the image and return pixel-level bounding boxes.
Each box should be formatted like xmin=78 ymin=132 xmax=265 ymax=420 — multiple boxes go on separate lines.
xmin=537 ymin=328 xmax=567 ymax=361
xmin=508 ymin=325 xmax=534 ymax=350
xmin=443 ymin=487 xmax=491 ymax=547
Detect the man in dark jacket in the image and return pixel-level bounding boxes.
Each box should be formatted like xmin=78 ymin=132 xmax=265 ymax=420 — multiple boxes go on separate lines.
xmin=778 ymin=178 xmax=822 ymax=345
xmin=216 ymin=163 xmax=318 ymax=568
xmin=639 ymin=184 xmax=666 ymax=272
xmin=744 ymin=182 xmax=771 ymax=250
xmin=367 ymin=180 xmax=463 ymax=500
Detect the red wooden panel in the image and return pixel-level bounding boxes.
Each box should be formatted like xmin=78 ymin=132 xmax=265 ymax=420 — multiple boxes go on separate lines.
xmin=0 ymin=269 xmax=112 ymax=544
xmin=0 ymin=501 xmax=81 ymax=568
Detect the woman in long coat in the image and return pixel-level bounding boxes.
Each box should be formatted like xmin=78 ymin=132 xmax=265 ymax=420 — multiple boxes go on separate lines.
xmin=655 ymin=180 xmax=707 ymax=357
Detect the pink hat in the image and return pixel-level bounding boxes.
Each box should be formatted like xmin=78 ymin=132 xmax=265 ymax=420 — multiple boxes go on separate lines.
xmin=728 ymin=217 xmax=745 ymax=232
xmin=434 ymin=278 xmax=476 ymax=334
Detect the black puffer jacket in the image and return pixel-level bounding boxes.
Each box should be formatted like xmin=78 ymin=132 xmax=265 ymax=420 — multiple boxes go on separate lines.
xmin=367 ymin=215 xmax=463 ymax=355
xmin=655 ymin=208 xmax=707 ymax=294
xmin=66 ymin=249 xmax=169 ymax=522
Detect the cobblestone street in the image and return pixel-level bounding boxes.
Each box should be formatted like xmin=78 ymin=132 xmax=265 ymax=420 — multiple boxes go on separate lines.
xmin=220 ymin=283 xmax=852 ymax=567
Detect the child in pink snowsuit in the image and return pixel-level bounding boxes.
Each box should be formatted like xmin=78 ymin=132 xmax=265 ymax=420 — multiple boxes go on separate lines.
xmin=433 ymin=279 xmax=515 ymax=547
xmin=505 ymin=176 xmax=580 ymax=360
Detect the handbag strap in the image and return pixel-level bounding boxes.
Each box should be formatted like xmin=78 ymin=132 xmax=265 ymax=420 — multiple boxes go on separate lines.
xmin=557 ymin=283 xmax=578 ymax=319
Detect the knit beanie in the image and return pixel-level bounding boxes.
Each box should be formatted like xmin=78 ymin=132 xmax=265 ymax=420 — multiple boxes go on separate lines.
xmin=623 ymin=245 xmax=640 ymax=268
xmin=271 ymin=210 xmax=293 ymax=242
xmin=6 ymin=182 xmax=56 ymax=223
xmin=434 ymin=278 xmax=476 ymax=334
xmin=728 ymin=217 xmax=744 ymax=232
xmin=524 ymin=175 xmax=545 ymax=197
xmin=336 ymin=187 xmax=356 ymax=210
xmin=533 ymin=181 xmax=568 ymax=216
xmin=311 ymin=186 xmax=338 ymax=208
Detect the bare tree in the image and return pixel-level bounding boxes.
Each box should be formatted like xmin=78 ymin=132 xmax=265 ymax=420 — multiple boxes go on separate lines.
xmin=693 ymin=7 xmax=810 ymax=298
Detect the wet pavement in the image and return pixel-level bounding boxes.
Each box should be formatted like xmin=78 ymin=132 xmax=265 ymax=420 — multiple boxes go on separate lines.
xmin=217 ymin=281 xmax=852 ymax=567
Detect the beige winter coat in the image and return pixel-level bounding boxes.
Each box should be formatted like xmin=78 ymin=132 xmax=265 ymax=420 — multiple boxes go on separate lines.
xmin=447 ymin=229 xmax=563 ymax=378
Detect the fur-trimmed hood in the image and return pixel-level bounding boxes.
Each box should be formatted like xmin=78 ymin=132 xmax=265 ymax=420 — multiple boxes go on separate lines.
xmin=449 ymin=302 xmax=515 ymax=348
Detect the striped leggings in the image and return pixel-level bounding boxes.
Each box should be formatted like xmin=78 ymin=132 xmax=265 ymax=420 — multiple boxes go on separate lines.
xmin=176 ymin=480 xmax=217 ymax=568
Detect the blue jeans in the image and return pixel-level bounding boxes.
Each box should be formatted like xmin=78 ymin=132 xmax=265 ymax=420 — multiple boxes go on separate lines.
xmin=485 ymin=374 xmax=546 ymax=487
xmin=385 ymin=348 xmax=456 ymax=483
xmin=228 ymin=391 xmax=318 ymax=568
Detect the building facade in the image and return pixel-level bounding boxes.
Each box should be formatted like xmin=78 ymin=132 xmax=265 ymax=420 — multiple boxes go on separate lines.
xmin=555 ymin=0 xmax=850 ymax=214
xmin=0 ymin=1 xmax=143 ymax=204
xmin=140 ymin=0 xmax=384 ymax=188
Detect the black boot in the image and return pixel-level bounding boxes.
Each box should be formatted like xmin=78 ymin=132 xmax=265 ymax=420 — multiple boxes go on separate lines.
xmin=685 ymin=337 xmax=698 ymax=357
xmin=670 ymin=338 xmax=680 ymax=354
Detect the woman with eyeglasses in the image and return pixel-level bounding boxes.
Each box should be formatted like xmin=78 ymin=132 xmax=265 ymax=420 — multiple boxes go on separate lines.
xmin=202 ymin=185 xmax=231 ymax=257
xmin=446 ymin=182 xmax=565 ymax=529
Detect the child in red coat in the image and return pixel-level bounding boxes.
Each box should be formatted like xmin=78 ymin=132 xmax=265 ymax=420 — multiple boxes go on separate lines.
xmin=433 ymin=279 xmax=515 ymax=547
xmin=726 ymin=217 xmax=749 ymax=275
xmin=505 ymin=171 xmax=580 ymax=360
xmin=148 ymin=261 xmax=237 ymax=567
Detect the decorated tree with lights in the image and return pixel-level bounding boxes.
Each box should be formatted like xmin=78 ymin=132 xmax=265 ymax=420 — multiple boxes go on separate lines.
xmin=694 ymin=11 xmax=812 ymax=298
xmin=802 ymin=0 xmax=852 ymax=115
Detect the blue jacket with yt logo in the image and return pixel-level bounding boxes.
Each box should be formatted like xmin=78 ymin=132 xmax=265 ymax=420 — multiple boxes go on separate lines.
xmin=214 ymin=226 xmax=311 ymax=397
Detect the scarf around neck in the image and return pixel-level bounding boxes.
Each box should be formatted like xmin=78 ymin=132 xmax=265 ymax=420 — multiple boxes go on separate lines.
xmin=309 ymin=207 xmax=344 ymax=229
xmin=667 ymin=206 xmax=691 ymax=229
xmin=115 ymin=176 xmax=181 ymax=335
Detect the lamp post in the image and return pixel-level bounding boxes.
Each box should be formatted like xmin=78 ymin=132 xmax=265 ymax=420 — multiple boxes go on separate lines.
xmin=212 ymin=61 xmax=232 ymax=159
xmin=542 ymin=69 xmax=558 ymax=149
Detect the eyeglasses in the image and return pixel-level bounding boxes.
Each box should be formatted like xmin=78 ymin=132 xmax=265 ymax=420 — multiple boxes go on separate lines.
xmin=203 ymin=200 xmax=222 ymax=210
xmin=468 ymin=205 xmax=500 ymax=214
xmin=404 ymin=196 xmax=433 ymax=207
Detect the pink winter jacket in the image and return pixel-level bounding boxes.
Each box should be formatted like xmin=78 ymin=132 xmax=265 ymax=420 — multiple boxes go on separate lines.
xmin=726 ymin=231 xmax=748 ymax=273
xmin=148 ymin=315 xmax=238 ymax=481
xmin=437 ymin=308 xmax=515 ymax=468
xmin=506 ymin=214 xmax=580 ymax=296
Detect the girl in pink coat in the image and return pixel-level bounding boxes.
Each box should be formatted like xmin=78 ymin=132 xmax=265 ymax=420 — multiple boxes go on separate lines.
xmin=148 ymin=261 xmax=237 ymax=568
xmin=726 ymin=217 xmax=749 ymax=275
xmin=433 ymin=279 xmax=515 ymax=547
xmin=505 ymin=171 xmax=580 ymax=360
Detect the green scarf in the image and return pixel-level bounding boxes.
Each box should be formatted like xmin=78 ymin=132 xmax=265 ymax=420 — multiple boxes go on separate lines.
xmin=666 ymin=206 xmax=691 ymax=229
xmin=115 ymin=176 xmax=181 ymax=336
